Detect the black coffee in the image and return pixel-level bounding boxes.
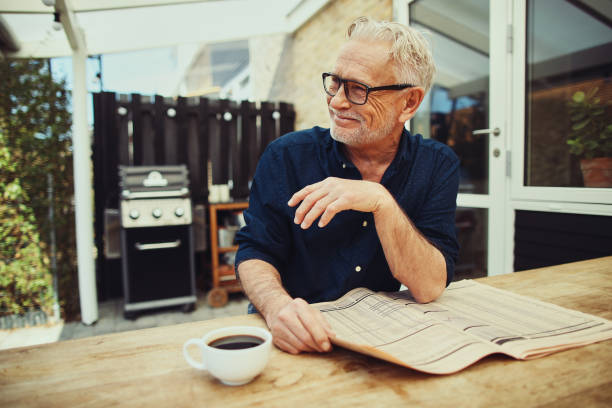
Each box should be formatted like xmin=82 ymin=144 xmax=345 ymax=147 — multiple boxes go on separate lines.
xmin=208 ymin=335 xmax=264 ymax=350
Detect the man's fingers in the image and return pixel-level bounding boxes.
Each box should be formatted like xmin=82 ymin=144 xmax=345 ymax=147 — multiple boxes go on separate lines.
xmin=273 ymin=337 xmax=301 ymax=355
xmin=288 ymin=177 xmax=385 ymax=229
xmin=274 ymin=299 xmax=327 ymax=352
xmin=296 ymin=307 xmax=333 ymax=351
xmin=271 ymin=322 xmax=317 ymax=353
xmin=270 ymin=298 xmax=334 ymax=354
xmin=277 ymin=316 xmax=321 ymax=352
xmin=317 ymin=197 xmax=347 ymax=228
xmin=287 ymin=181 xmax=323 ymax=207
xmin=293 ymin=191 xmax=330 ymax=228
xmin=298 ymin=195 xmax=336 ymax=229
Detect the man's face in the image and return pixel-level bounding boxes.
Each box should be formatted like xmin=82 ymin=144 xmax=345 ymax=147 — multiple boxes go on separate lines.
xmin=327 ymin=39 xmax=405 ymax=148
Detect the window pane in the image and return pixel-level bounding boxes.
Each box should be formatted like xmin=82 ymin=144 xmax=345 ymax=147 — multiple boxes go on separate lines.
xmin=525 ymin=0 xmax=612 ymax=188
xmin=455 ymin=207 xmax=487 ymax=280
xmin=410 ymin=0 xmax=490 ymax=194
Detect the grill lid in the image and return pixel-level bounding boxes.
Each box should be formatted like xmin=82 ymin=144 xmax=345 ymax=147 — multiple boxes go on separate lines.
xmin=119 ymin=165 xmax=189 ymax=196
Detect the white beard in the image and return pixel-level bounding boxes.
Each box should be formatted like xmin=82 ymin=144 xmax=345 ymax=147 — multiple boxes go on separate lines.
xmin=329 ymin=107 xmax=398 ymax=147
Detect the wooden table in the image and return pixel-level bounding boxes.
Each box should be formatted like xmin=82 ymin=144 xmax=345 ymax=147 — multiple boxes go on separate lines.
xmin=1 ymin=257 xmax=611 ymax=407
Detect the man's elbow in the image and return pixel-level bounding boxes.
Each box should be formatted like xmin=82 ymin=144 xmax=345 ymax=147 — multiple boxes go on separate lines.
xmin=412 ymin=281 xmax=445 ymax=303
xmin=411 ymin=264 xmax=447 ymax=303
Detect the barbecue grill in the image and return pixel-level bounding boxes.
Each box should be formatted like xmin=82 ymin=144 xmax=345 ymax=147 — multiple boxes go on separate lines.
xmin=119 ymin=165 xmax=196 ymax=318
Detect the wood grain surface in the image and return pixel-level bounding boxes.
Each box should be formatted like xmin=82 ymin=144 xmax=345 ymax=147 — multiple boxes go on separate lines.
xmin=1 ymin=257 xmax=611 ymax=407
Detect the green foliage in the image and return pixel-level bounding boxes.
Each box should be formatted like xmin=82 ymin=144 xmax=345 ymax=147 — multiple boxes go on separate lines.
xmin=0 ymin=148 xmax=53 ymax=314
xmin=0 ymin=58 xmax=79 ymax=319
xmin=566 ymin=87 xmax=612 ymax=159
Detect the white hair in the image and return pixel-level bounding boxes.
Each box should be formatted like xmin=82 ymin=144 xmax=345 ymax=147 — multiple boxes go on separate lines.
xmin=347 ymin=16 xmax=436 ymax=94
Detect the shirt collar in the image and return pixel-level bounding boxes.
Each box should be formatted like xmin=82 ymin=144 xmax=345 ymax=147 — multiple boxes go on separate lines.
xmin=330 ymin=134 xmax=355 ymax=169
xmin=327 ymin=128 xmax=412 ymax=170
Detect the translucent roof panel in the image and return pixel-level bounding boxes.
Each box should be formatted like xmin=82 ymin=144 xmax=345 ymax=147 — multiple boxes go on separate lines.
xmin=1 ymin=0 xmax=303 ymax=58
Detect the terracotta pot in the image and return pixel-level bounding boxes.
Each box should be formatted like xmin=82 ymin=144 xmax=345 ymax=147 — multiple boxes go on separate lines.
xmin=580 ymin=157 xmax=612 ymax=188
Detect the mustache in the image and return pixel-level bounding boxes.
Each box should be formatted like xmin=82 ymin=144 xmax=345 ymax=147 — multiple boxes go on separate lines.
xmin=329 ymin=107 xmax=364 ymax=122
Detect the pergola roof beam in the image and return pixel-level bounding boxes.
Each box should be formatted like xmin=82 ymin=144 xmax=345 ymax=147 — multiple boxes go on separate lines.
xmin=56 ymin=0 xmax=85 ymax=51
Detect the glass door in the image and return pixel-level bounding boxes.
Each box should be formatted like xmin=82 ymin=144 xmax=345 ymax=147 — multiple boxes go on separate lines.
xmin=399 ymin=0 xmax=512 ymax=277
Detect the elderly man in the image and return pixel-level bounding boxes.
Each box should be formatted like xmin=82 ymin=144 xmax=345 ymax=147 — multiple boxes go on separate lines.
xmin=235 ymin=16 xmax=459 ymax=355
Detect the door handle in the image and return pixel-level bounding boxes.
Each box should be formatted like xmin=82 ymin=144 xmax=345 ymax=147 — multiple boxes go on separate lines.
xmin=135 ymin=239 xmax=181 ymax=251
xmin=472 ymin=127 xmax=501 ymax=136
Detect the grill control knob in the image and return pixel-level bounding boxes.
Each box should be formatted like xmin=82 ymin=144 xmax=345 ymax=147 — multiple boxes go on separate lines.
xmin=152 ymin=208 xmax=163 ymax=219
xmin=129 ymin=209 xmax=140 ymax=220
xmin=174 ymin=207 xmax=185 ymax=217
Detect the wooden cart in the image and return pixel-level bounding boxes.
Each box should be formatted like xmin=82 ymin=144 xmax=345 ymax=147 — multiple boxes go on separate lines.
xmin=207 ymin=201 xmax=248 ymax=307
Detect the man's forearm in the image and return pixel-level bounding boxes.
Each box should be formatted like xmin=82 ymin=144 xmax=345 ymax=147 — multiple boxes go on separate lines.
xmin=373 ymin=191 xmax=447 ymax=303
xmin=237 ymin=259 xmax=293 ymax=324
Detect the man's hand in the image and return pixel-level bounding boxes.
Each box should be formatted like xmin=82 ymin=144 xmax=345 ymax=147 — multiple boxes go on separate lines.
xmin=266 ymin=297 xmax=335 ymax=354
xmin=288 ymin=177 xmax=391 ymax=229
xmin=238 ymin=259 xmax=335 ymax=355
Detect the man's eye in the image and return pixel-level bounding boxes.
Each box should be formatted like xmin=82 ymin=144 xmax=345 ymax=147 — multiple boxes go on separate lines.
xmin=349 ymin=83 xmax=367 ymax=97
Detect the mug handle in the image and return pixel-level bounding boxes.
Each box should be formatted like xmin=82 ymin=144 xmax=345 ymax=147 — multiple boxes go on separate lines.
xmin=183 ymin=338 xmax=207 ymax=370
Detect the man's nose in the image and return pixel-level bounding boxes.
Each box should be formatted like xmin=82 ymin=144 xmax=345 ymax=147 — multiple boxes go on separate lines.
xmin=328 ymin=84 xmax=351 ymax=109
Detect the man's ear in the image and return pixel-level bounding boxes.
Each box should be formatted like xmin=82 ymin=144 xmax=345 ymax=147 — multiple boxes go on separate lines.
xmin=398 ymin=87 xmax=425 ymax=123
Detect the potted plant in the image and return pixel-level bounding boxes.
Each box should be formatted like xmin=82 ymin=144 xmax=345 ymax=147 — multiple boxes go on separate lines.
xmin=566 ymin=87 xmax=612 ymax=187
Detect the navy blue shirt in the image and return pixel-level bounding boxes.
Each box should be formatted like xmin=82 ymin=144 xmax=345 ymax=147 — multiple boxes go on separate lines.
xmin=235 ymin=126 xmax=459 ymax=304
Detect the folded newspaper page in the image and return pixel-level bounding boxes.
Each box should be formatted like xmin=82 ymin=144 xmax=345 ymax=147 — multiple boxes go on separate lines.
xmin=314 ymin=280 xmax=612 ymax=374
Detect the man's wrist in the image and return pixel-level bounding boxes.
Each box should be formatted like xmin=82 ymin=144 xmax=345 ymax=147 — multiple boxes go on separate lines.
xmin=373 ymin=184 xmax=395 ymax=215
xmin=263 ymin=294 xmax=293 ymax=325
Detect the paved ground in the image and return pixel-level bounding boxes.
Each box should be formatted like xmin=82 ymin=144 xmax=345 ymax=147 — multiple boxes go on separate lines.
xmin=0 ymin=292 xmax=250 ymax=350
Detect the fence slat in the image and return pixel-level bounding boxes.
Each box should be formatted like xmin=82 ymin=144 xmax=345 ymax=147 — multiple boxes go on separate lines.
xmin=103 ymin=92 xmax=119 ymax=205
xmin=117 ymin=98 xmax=130 ymax=166
xmin=131 ymin=93 xmax=143 ymax=165
xmin=260 ymin=102 xmax=276 ymax=157
xmin=234 ymin=100 xmax=255 ymax=199
xmin=154 ymin=95 xmax=166 ymax=164
xmin=279 ymin=102 xmax=295 ymax=137
xmin=177 ymin=97 xmax=188 ymax=165
xmin=216 ymin=99 xmax=231 ymax=184
xmin=141 ymin=108 xmax=155 ymax=165
xmin=197 ymin=98 xmax=210 ymax=202
xmin=187 ymin=111 xmax=201 ymax=201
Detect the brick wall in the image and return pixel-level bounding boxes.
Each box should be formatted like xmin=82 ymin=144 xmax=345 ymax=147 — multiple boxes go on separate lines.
xmin=184 ymin=47 xmax=213 ymax=95
xmin=270 ymin=0 xmax=393 ymax=131
xmin=249 ymin=34 xmax=288 ymax=101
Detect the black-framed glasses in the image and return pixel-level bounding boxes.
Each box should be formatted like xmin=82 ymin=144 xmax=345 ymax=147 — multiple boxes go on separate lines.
xmin=322 ymin=72 xmax=415 ymax=105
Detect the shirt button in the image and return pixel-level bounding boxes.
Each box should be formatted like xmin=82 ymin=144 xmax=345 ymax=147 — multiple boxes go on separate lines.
xmin=362 ymin=220 xmax=368 ymax=227
xmin=342 ymin=163 xmax=346 ymax=169
xmin=355 ymin=266 xmax=362 ymax=272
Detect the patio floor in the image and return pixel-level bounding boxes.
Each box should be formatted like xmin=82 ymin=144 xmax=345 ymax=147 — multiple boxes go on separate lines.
xmin=0 ymin=292 xmax=250 ymax=350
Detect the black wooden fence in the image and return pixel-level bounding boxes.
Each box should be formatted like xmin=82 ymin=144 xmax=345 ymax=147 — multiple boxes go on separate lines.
xmin=92 ymin=92 xmax=295 ymax=299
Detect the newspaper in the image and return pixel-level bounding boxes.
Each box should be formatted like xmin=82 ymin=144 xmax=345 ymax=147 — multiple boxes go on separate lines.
xmin=314 ymin=280 xmax=612 ymax=374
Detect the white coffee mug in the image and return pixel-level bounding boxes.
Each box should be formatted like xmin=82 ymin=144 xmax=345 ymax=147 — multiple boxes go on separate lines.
xmin=183 ymin=326 xmax=272 ymax=386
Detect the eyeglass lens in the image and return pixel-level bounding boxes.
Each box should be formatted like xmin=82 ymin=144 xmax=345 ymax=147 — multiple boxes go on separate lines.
xmin=324 ymin=75 xmax=368 ymax=104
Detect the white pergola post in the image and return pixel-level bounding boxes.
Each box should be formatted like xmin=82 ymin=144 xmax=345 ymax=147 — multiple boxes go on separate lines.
xmin=58 ymin=0 xmax=98 ymax=325
xmin=72 ymin=44 xmax=98 ymax=325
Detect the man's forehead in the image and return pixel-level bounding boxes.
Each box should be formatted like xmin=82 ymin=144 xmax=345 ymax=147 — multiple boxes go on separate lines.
xmin=333 ymin=39 xmax=395 ymax=83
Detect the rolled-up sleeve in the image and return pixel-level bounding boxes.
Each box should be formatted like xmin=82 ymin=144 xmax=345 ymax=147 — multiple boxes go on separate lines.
xmin=234 ymin=144 xmax=292 ymax=275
